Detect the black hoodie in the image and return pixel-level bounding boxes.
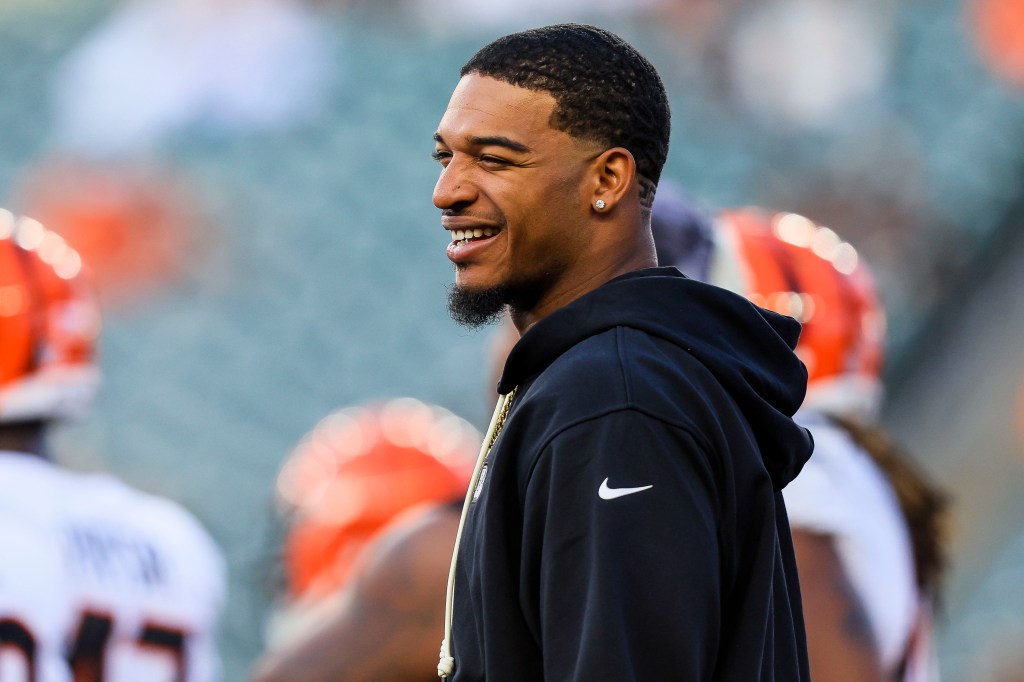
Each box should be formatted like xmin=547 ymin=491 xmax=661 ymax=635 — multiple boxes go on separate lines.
xmin=450 ymin=267 xmax=813 ymax=681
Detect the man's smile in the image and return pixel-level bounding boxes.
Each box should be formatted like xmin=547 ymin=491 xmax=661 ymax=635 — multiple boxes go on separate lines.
xmin=445 ymin=226 xmax=503 ymax=266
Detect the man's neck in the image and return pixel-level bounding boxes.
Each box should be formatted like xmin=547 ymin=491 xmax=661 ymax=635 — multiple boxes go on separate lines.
xmin=511 ymin=249 xmax=657 ymax=334
xmin=0 ymin=421 xmax=50 ymax=459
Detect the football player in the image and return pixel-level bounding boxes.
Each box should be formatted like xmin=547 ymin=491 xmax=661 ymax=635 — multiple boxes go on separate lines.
xmin=713 ymin=208 xmax=948 ymax=681
xmin=0 ymin=209 xmax=226 ymax=681
xmin=251 ymin=399 xmax=479 ymax=682
xmin=652 ymin=192 xmax=947 ymax=682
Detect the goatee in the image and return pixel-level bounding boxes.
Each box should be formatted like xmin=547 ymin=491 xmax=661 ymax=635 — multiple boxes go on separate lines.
xmin=447 ymin=284 xmax=508 ymax=329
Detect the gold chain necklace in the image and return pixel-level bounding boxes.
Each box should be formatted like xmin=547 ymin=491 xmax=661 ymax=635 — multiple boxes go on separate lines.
xmin=486 ymin=386 xmax=518 ymax=452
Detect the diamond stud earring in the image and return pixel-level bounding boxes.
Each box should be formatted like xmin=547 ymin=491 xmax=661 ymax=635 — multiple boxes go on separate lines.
xmin=595 ymin=200 xmax=606 ymax=210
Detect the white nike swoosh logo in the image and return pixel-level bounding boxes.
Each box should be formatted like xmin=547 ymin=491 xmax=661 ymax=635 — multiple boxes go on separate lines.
xmin=598 ymin=478 xmax=653 ymax=500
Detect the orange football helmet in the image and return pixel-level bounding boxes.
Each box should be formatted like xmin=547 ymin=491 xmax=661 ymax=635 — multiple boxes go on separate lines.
xmin=276 ymin=398 xmax=480 ymax=601
xmin=715 ymin=208 xmax=886 ymax=418
xmin=0 ymin=209 xmax=101 ymax=423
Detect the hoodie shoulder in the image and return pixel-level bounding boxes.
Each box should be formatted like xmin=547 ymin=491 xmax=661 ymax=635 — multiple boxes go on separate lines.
xmin=503 ymin=269 xmax=813 ymax=490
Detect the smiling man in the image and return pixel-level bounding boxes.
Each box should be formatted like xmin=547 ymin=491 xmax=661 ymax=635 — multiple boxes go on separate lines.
xmin=433 ymin=24 xmax=814 ymax=681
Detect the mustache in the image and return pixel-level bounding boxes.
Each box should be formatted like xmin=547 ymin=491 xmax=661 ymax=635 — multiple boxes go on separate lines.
xmin=441 ymin=208 xmax=504 ymax=222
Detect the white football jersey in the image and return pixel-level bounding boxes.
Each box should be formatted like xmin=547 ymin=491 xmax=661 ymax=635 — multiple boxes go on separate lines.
xmin=0 ymin=515 xmax=73 ymax=682
xmin=784 ymin=413 xmax=921 ymax=676
xmin=0 ymin=451 xmax=226 ymax=682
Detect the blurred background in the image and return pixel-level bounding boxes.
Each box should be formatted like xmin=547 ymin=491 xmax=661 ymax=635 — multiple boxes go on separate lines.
xmin=1 ymin=0 xmax=1022 ymax=679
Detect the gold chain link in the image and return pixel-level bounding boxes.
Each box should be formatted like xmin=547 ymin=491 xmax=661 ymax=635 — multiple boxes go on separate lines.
xmin=486 ymin=386 xmax=518 ymax=452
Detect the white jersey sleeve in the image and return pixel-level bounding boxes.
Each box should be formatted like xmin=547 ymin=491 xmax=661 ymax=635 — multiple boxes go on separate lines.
xmin=785 ymin=411 xmax=919 ymax=673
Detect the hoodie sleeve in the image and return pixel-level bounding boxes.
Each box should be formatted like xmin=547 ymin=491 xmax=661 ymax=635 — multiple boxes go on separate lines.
xmin=519 ymin=408 xmax=721 ymax=681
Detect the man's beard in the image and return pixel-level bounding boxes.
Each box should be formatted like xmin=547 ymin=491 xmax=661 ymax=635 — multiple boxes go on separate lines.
xmin=447 ymin=283 xmax=509 ymax=329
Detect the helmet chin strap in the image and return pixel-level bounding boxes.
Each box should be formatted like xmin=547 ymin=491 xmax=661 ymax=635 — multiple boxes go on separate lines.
xmin=438 ymin=387 xmax=517 ymax=679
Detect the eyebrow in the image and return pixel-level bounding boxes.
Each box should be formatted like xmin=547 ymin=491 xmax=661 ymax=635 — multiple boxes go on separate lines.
xmin=433 ymin=132 xmax=531 ymax=154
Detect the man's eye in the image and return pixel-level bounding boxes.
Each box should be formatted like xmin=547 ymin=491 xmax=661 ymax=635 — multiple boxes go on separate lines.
xmin=479 ymin=156 xmax=511 ymax=168
xmin=432 ymin=150 xmax=452 ymax=165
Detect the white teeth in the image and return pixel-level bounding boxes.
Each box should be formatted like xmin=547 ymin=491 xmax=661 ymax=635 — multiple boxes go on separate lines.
xmin=449 ymin=227 xmax=499 ymax=244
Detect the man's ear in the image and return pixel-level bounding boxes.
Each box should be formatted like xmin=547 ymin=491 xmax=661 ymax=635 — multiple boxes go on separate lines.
xmin=588 ymin=147 xmax=636 ymax=214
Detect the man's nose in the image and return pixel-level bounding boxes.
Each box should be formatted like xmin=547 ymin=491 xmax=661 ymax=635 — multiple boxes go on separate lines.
xmin=433 ymin=160 xmax=476 ymax=210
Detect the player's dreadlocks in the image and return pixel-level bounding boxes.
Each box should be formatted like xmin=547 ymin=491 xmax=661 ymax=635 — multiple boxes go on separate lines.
xmin=828 ymin=414 xmax=950 ymax=599
xmin=461 ymin=24 xmax=671 ymax=188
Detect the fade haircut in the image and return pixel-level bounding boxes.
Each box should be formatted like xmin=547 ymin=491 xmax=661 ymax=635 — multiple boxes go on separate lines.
xmin=461 ymin=24 xmax=671 ymax=188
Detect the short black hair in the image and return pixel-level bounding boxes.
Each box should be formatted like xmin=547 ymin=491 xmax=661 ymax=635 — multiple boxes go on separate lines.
xmin=461 ymin=24 xmax=671 ymax=185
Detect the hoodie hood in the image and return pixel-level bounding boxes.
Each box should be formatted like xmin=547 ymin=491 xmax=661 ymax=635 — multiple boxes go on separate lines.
xmin=499 ymin=267 xmax=812 ymax=489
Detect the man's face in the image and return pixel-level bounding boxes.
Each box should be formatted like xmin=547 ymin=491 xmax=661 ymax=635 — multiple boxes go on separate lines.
xmin=432 ymin=74 xmax=599 ymax=324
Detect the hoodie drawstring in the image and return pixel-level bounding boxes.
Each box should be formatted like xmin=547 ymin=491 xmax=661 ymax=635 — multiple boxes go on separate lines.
xmin=438 ymin=388 xmax=517 ymax=679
